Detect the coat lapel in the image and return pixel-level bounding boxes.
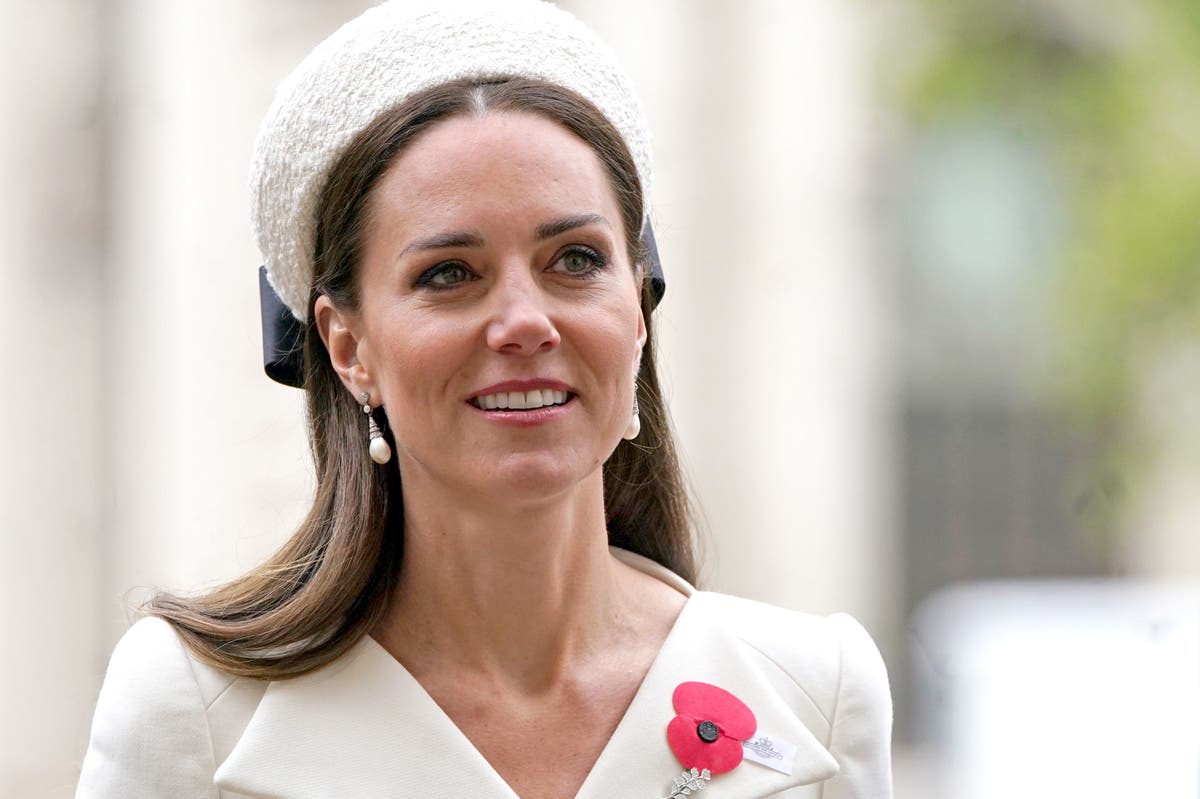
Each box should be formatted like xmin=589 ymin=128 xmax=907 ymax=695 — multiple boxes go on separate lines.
xmin=214 ymin=638 xmax=520 ymax=798
xmin=215 ymin=551 xmax=838 ymax=798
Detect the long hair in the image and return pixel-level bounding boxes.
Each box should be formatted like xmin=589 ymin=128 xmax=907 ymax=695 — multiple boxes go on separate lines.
xmin=149 ymin=78 xmax=696 ymax=679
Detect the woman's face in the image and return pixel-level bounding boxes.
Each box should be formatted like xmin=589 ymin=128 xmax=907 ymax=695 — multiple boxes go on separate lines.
xmin=319 ymin=111 xmax=645 ymax=508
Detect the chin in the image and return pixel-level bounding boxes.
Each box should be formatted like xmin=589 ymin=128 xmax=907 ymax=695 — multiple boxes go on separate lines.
xmin=469 ymin=452 xmax=601 ymax=507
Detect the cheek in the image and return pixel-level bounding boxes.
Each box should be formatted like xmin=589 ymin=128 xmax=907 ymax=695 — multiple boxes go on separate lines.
xmin=573 ymin=298 xmax=643 ymax=376
xmin=361 ymin=313 xmax=459 ymax=407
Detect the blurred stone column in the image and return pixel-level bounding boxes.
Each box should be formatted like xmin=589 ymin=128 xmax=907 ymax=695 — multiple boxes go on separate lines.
xmin=96 ymin=0 xmax=355 ymax=631
xmin=0 ymin=1 xmax=104 ymax=794
xmin=1123 ymin=339 xmax=1200 ymax=577
xmin=42 ymin=1 xmax=369 ymax=795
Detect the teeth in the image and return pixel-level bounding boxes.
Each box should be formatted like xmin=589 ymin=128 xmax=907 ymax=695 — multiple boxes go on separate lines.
xmin=473 ymin=389 xmax=569 ymax=410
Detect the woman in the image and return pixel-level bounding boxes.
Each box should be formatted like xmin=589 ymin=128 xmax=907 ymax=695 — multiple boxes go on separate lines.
xmin=77 ymin=2 xmax=892 ymax=797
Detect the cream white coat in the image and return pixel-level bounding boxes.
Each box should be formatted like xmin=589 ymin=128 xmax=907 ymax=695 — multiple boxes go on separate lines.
xmin=77 ymin=550 xmax=892 ymax=798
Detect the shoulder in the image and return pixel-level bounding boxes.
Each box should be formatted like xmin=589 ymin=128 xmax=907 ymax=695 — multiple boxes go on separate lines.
xmin=97 ymin=616 xmax=243 ymax=710
xmin=693 ymin=592 xmax=893 ymax=797
xmin=104 ymin=615 xmax=190 ymax=669
xmin=91 ymin=616 xmax=212 ymax=720
xmin=76 ymin=617 xmax=260 ymax=798
xmin=694 ymin=592 xmax=889 ymax=696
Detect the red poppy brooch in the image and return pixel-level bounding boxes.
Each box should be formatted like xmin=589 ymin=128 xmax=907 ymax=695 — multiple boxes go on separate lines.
xmin=662 ymin=681 xmax=756 ymax=797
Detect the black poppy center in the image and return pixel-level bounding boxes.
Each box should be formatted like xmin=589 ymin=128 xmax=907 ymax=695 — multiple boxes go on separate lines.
xmin=696 ymin=720 xmax=720 ymax=743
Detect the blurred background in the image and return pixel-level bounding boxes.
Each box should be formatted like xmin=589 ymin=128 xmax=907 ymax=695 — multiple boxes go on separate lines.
xmin=2 ymin=0 xmax=1197 ymax=796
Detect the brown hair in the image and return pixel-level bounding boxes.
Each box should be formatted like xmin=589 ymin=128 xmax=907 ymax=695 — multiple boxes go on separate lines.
xmin=149 ymin=78 xmax=696 ymax=679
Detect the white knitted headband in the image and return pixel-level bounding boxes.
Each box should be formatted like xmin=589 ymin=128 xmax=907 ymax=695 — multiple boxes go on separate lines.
xmin=250 ymin=0 xmax=655 ymax=323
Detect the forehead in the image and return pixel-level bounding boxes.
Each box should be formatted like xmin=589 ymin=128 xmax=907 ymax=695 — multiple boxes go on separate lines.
xmin=367 ymin=111 xmax=621 ymax=234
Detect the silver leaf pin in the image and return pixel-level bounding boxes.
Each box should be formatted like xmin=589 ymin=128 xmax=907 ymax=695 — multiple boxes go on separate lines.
xmin=663 ymin=767 xmax=711 ymax=798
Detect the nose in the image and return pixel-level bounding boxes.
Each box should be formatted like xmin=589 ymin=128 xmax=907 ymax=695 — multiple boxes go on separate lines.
xmin=484 ymin=268 xmax=561 ymax=355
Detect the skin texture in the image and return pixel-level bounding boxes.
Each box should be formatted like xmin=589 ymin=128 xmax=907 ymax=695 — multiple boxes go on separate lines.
xmin=316 ymin=111 xmax=686 ymax=799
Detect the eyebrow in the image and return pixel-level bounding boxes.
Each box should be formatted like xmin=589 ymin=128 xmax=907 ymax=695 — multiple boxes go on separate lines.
xmin=535 ymin=213 xmax=610 ymax=240
xmin=398 ymin=231 xmax=485 ymax=260
xmin=397 ymin=214 xmax=611 ymax=261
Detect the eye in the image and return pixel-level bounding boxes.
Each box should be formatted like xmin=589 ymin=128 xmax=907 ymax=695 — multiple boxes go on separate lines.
xmin=550 ymin=246 xmax=608 ymax=278
xmin=414 ymin=261 xmax=475 ymax=290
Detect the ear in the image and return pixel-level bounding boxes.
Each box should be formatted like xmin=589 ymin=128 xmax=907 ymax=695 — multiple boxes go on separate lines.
xmin=635 ymin=264 xmax=648 ymax=353
xmin=636 ymin=304 xmax=647 ymax=353
xmin=314 ymin=294 xmax=372 ymax=398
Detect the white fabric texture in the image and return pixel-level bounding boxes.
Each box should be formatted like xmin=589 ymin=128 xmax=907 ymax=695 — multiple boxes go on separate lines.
xmin=251 ymin=0 xmax=655 ymax=322
xmin=76 ymin=549 xmax=892 ymax=798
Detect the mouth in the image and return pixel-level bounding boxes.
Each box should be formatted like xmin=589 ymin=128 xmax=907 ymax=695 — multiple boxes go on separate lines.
xmin=469 ymin=388 xmax=574 ymax=411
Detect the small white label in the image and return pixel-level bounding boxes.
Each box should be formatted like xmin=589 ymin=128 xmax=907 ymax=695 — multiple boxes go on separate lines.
xmin=742 ymin=731 xmax=797 ymax=775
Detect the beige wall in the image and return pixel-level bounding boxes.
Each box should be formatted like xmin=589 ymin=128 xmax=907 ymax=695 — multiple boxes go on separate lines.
xmin=1 ymin=1 xmax=896 ymax=794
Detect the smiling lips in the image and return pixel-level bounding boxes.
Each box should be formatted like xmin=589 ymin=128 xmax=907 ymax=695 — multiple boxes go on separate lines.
xmin=467 ymin=380 xmax=576 ymax=415
xmin=471 ymin=388 xmax=571 ymax=411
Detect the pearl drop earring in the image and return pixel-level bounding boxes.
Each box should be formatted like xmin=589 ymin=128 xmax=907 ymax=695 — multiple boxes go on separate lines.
xmin=623 ymin=386 xmax=641 ymax=441
xmin=359 ymin=392 xmax=392 ymax=464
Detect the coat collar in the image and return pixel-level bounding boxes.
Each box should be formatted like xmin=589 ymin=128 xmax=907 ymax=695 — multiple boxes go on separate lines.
xmin=215 ymin=551 xmax=838 ymax=798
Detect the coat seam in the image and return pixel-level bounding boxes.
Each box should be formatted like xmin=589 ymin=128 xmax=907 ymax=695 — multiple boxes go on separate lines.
xmin=204 ymin=676 xmax=241 ymax=711
xmin=737 ymin=636 xmax=834 ymax=728
xmin=828 ymin=623 xmax=845 ymax=744
xmin=817 ymin=623 xmax=848 ymax=799
xmin=176 ymin=633 xmax=221 ymax=797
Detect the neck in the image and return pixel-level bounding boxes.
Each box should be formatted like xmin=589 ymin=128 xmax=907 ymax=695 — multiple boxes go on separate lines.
xmin=376 ymin=472 xmax=631 ymax=692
